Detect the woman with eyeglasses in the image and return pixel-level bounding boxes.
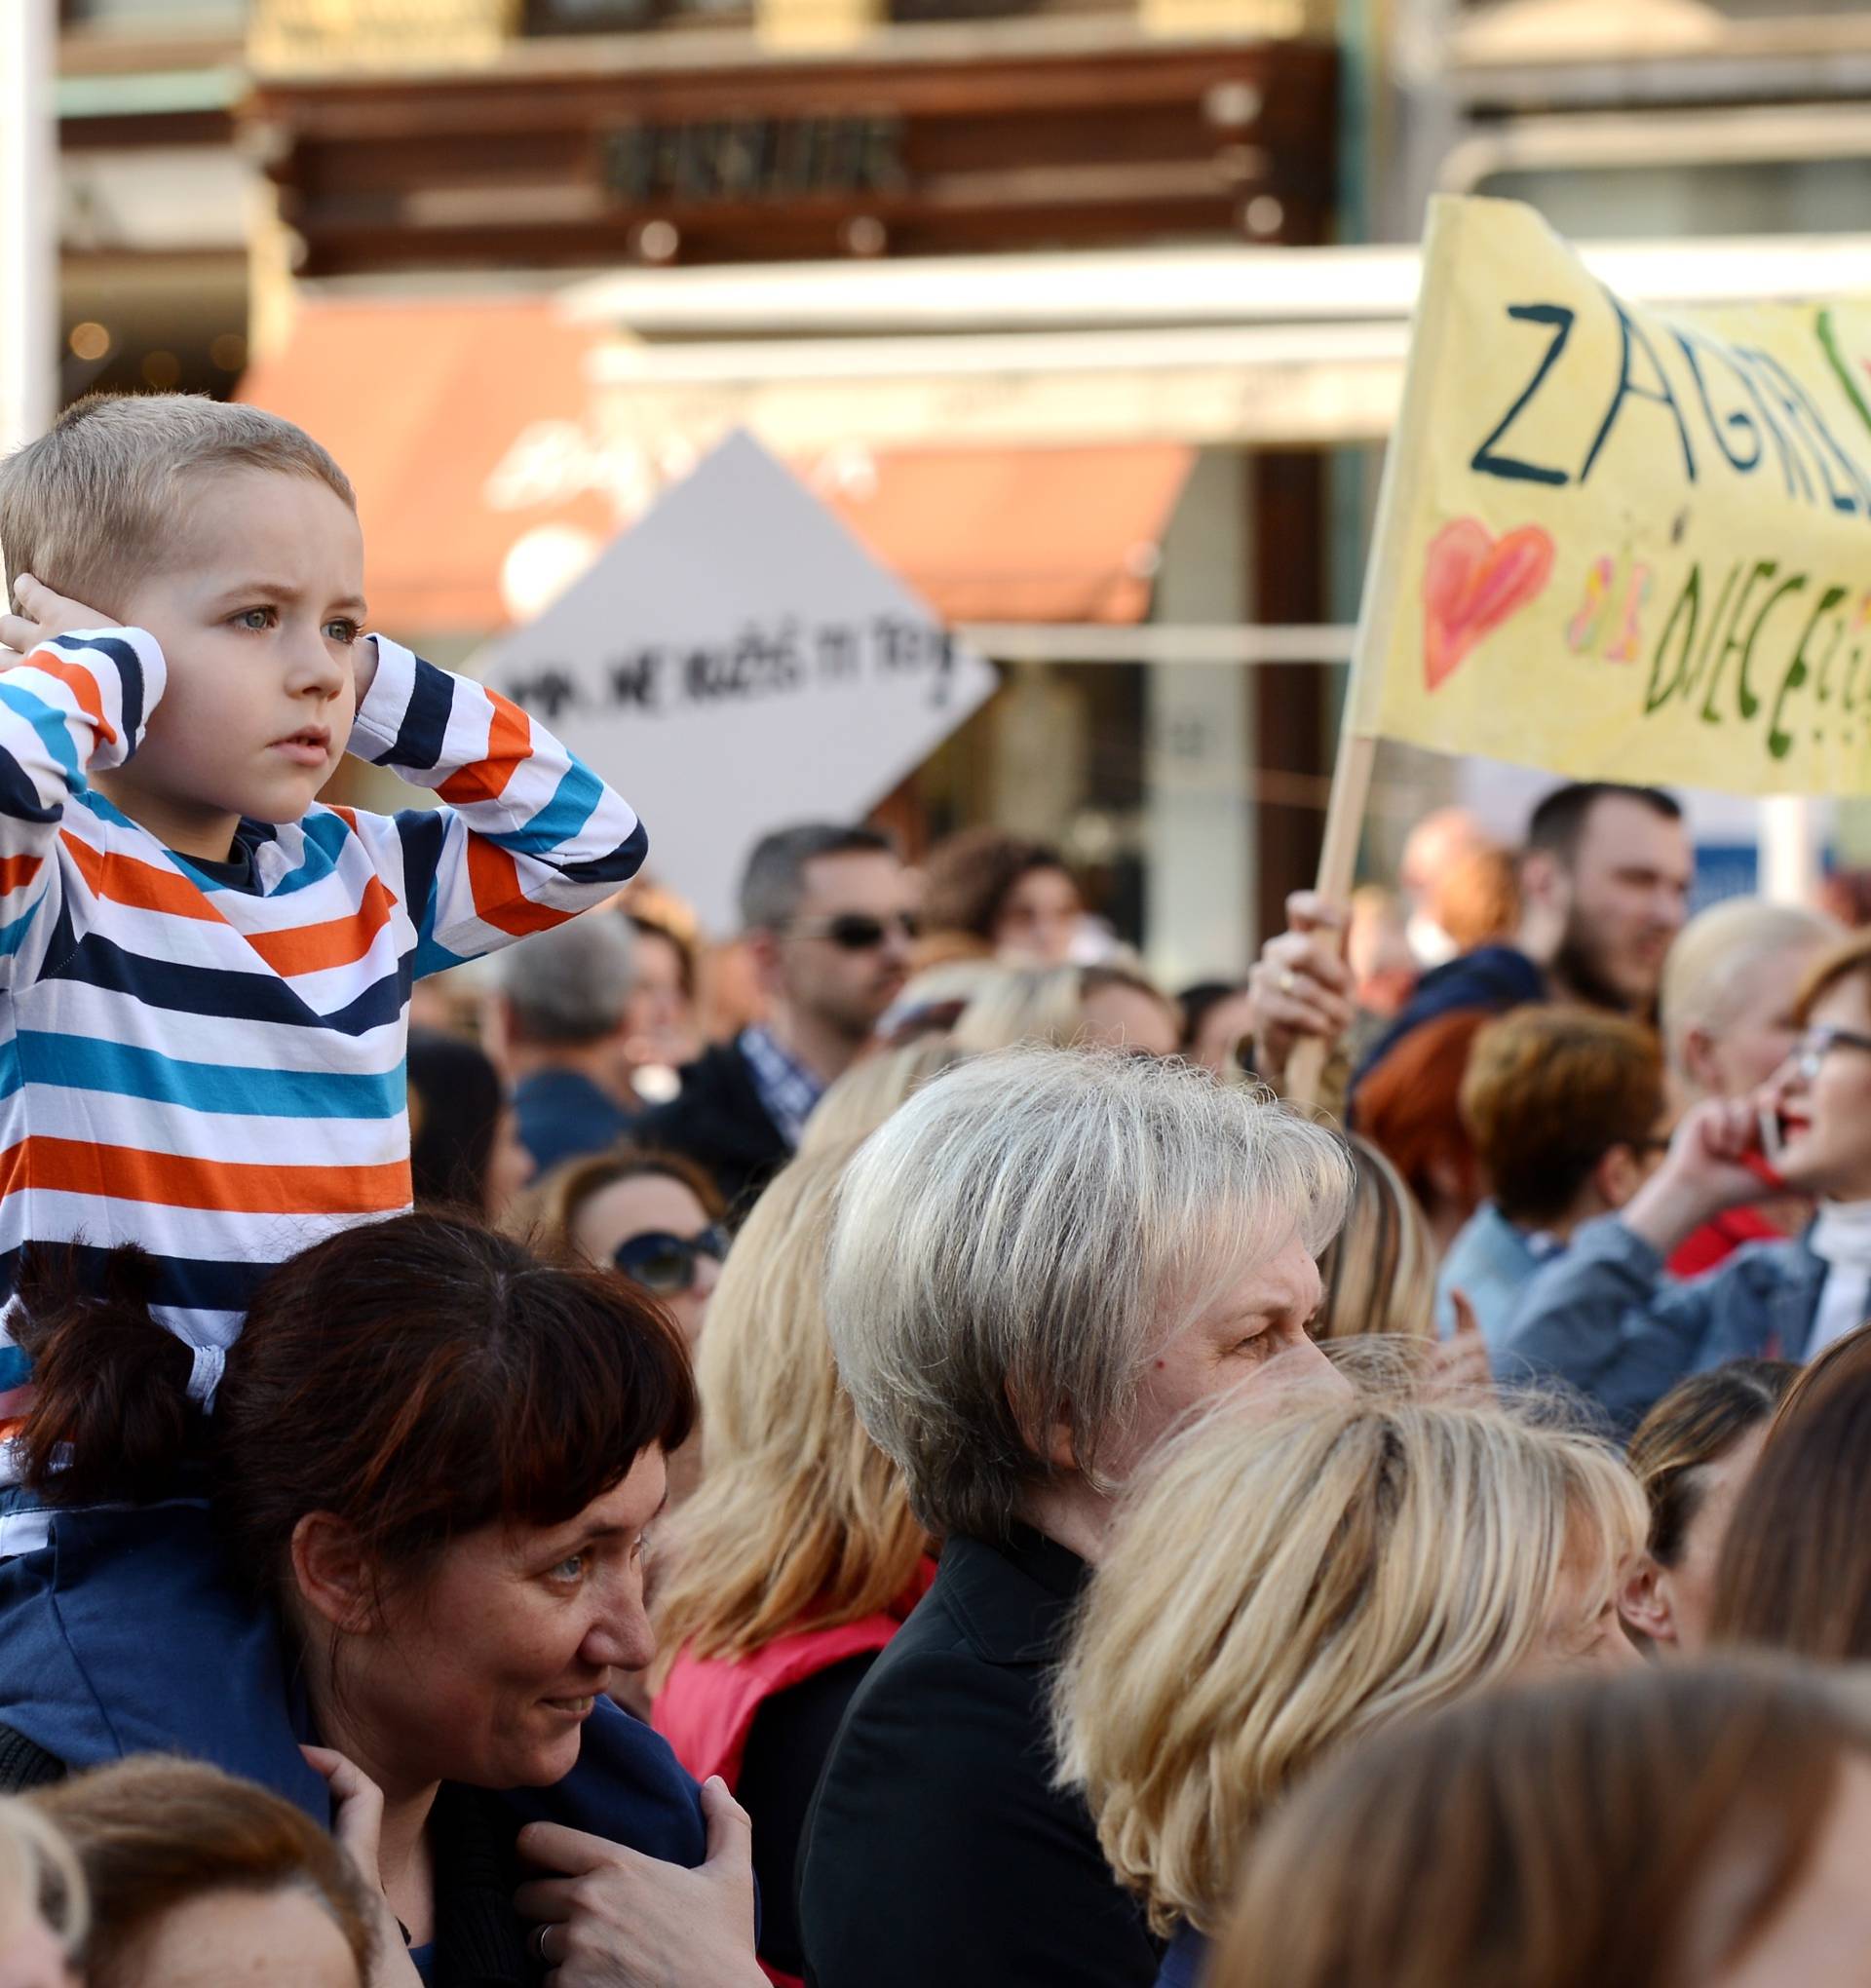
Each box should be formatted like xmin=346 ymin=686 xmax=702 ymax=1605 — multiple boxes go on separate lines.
xmin=1501 ymin=929 xmax=1871 ymax=1433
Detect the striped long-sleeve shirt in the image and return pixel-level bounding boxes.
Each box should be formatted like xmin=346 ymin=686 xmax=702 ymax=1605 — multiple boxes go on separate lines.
xmin=0 ymin=626 xmax=645 ymax=1468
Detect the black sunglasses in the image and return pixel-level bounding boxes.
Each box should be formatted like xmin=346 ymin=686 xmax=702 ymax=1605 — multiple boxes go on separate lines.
xmin=613 ymin=1224 xmax=729 ymax=1294
xmin=791 ymin=911 xmax=920 ymax=952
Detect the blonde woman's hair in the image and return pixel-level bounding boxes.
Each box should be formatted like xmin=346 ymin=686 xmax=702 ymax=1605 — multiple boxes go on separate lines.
xmin=1053 ymin=1395 xmax=1647 ymax=1935
xmin=1314 ymin=1135 xmax=1437 ymax=1341
xmin=948 ymin=964 xmax=1087 ymax=1051
xmin=946 ymin=963 xmax=1177 ymax=1055
xmin=1661 ymin=897 xmax=1838 ymax=1094
xmin=650 ymin=1144 xmax=928 ymax=1685
xmin=0 ymin=1794 xmax=86 ymax=1963
xmin=798 ymin=1039 xmax=970 ymax=1161
xmin=828 ymin=1045 xmax=1352 ymax=1539
xmin=0 ymin=393 xmax=355 ymax=612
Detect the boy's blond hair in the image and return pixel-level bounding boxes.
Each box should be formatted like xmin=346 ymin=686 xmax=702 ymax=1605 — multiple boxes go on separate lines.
xmin=0 ymin=393 xmax=355 ymax=615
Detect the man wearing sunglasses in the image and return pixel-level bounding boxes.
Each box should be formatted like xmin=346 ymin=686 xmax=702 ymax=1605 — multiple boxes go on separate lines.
xmin=1502 ymin=929 xmax=1871 ymax=1432
xmin=639 ymin=822 xmax=915 ymax=1212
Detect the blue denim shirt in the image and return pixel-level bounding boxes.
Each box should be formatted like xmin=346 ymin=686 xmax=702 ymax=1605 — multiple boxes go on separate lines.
xmin=1435 ymin=1202 xmax=1564 ymax=1357
xmin=1497 ymin=1215 xmax=1825 ymax=1433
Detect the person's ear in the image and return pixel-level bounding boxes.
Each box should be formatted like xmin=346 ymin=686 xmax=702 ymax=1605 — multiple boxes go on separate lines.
xmin=290 ymin=1511 xmax=378 ymax=1636
xmin=744 ymin=928 xmax=785 ymax=998
xmin=1594 ymin=1142 xmax=1642 ymax=1212
xmin=1005 ymin=1378 xmax=1079 ymax=1472
xmin=1679 ymin=1025 xmax=1722 ymax=1099
xmin=1619 ymin=1555 xmax=1677 ymax=1649
xmin=1425 ymin=1152 xmax=1475 ymax=1218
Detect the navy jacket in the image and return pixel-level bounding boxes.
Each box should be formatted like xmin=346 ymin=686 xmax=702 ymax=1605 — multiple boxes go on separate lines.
xmin=635 ymin=1041 xmax=791 ymax=1218
xmin=1351 ymin=943 xmax=1546 ymax=1101
xmin=513 ymin=1068 xmax=637 ymax=1177
xmin=0 ymin=1498 xmax=706 ymax=1856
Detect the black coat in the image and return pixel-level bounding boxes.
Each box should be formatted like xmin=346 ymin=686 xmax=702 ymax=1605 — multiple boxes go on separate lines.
xmin=797 ymin=1526 xmax=1162 ymax=1988
xmin=634 ymin=1040 xmax=792 ymax=1216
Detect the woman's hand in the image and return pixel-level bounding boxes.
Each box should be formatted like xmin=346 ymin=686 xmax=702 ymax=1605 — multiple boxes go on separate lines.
xmin=1423 ymin=1290 xmax=1493 ymax=1401
xmin=1245 ymin=892 xmax=1356 ymax=1085
xmin=0 ymin=573 xmax=120 ymax=661
xmin=1619 ymin=1095 xmax=1770 ymax=1258
xmin=301 ymin=1745 xmax=426 ymax=1988
xmin=513 ymin=1777 xmax=764 ymax=1987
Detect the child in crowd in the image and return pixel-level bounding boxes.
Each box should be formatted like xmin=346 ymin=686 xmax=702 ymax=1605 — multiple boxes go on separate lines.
xmin=0 ymin=393 xmax=646 ymax=1546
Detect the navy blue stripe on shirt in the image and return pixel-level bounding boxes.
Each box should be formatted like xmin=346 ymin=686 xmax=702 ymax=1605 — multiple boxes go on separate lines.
xmin=372 ymin=658 xmax=455 ymax=773
xmin=40 ymin=933 xmax=408 ymax=1037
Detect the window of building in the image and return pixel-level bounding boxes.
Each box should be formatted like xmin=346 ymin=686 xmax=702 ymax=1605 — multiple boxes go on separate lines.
xmin=60 ymin=0 xmax=248 ymax=30
xmin=522 ymin=0 xmax=749 ymax=31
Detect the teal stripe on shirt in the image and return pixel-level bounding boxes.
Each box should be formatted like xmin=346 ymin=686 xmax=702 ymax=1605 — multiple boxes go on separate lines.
xmin=10 ymin=1030 xmax=406 ymax=1119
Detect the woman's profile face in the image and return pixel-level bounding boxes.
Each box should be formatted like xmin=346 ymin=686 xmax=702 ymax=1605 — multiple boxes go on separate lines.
xmin=992 ymin=867 xmax=1082 ymax=966
xmin=335 ymin=1446 xmax=668 ymax=1794
xmin=114 ymin=1886 xmax=360 ymax=1988
xmin=1521 ymin=1536 xmax=1644 ymax=1683
xmin=1768 ymin=976 xmax=1871 ymax=1201
xmin=572 ymin=1173 xmax=720 ymax=1354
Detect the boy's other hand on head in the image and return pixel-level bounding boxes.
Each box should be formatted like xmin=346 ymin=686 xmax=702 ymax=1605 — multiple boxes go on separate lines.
xmin=0 ymin=572 xmax=119 ymax=661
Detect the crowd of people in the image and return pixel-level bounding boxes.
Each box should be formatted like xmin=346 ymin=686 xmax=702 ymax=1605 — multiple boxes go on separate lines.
xmin=3 ymin=392 xmax=1871 ymax=1988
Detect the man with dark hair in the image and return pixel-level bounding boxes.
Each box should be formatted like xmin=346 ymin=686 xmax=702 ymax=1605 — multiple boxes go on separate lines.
xmin=637 ymin=822 xmax=914 ymax=1212
xmin=1250 ymin=783 xmax=1691 ymax=1111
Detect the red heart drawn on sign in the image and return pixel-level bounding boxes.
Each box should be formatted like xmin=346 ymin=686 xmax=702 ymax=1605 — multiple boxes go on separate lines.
xmin=1423 ymin=519 xmax=1556 ymax=692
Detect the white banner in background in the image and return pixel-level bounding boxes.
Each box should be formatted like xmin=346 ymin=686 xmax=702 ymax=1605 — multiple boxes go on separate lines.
xmin=480 ymin=431 xmax=1001 ymax=933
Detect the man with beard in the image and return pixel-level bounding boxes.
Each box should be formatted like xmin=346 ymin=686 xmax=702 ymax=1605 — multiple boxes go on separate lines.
xmin=638 ymin=822 xmax=914 ymax=1214
xmin=1250 ymin=784 xmax=1692 ymax=1109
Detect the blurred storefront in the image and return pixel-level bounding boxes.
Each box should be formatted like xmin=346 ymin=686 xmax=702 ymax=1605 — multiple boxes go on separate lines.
xmin=54 ymin=0 xmax=251 ymax=401
xmin=222 ymin=0 xmax=1345 ymax=974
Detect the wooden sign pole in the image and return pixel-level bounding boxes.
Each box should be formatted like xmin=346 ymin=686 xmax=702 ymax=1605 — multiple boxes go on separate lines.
xmin=1281 ymin=721 xmax=1376 ymax=1111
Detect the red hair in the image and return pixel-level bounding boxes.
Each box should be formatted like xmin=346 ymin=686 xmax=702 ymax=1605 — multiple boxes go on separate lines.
xmin=1356 ymin=1009 xmax=1491 ymax=1217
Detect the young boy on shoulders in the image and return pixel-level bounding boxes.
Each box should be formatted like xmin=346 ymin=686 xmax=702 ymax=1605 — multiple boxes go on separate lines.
xmin=0 ymin=393 xmax=645 ymax=1530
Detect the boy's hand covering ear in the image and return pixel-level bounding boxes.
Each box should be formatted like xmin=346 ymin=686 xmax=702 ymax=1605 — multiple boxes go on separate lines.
xmin=350 ymin=633 xmax=380 ymax=707
xmin=0 ymin=573 xmax=120 ymax=660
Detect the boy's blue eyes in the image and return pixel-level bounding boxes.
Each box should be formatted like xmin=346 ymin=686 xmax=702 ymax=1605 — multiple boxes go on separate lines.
xmin=228 ymin=607 xmax=360 ymax=645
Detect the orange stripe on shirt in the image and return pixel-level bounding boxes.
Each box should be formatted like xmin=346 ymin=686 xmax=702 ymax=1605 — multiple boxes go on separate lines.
xmin=0 ymin=1135 xmax=413 ymax=1216
xmin=61 ymin=834 xmax=222 ymax=923
xmin=465 ymin=835 xmax=576 ymax=938
xmin=244 ymin=875 xmax=396 ymax=975
xmin=0 ymin=852 xmax=43 ymax=896
xmin=436 ymin=692 xmax=531 ymax=808
xmin=28 ymin=653 xmax=118 ymax=749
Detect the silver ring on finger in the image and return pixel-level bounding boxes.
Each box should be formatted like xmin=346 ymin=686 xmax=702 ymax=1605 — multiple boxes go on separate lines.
xmin=533 ymin=1924 xmax=553 ymax=1964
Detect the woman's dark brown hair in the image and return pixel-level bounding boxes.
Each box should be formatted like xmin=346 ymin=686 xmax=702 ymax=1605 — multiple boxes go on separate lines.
xmin=15 ymin=1212 xmax=695 ymax=1598
xmin=1626 ymin=1359 xmax=1797 ymax=1567
xmin=1710 ymin=1349 xmax=1871 ymax=1660
xmin=919 ymin=828 xmax=1078 ymax=946
xmin=33 ymin=1755 xmax=376 ymax=1984
xmin=1213 ymin=1662 xmax=1871 ymax=1988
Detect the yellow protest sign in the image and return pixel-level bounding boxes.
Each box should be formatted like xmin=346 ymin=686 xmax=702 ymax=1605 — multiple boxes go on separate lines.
xmin=1350 ymin=195 xmax=1871 ymax=796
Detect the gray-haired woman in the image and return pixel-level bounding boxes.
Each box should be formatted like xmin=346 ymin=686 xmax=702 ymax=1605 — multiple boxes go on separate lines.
xmin=796 ymin=1045 xmax=1352 ymax=1988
